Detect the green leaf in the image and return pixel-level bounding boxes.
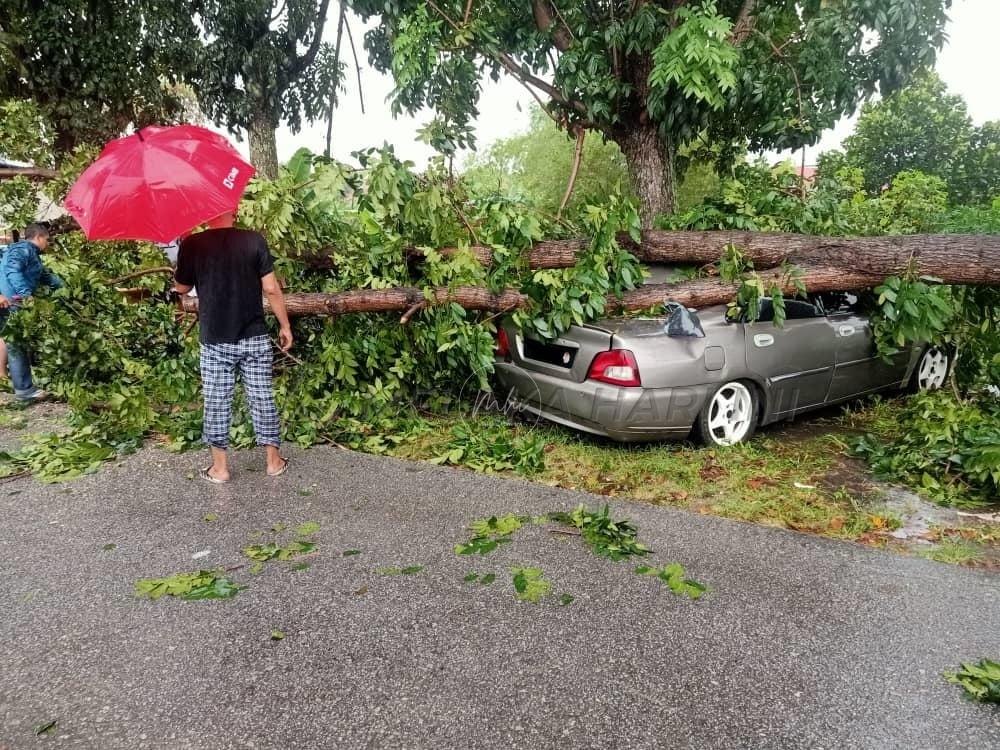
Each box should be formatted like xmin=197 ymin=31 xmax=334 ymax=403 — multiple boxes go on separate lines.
xmin=463 ymin=573 xmax=479 ymax=582
xmin=401 ymin=565 xmax=424 ymax=575
xmin=510 ymin=567 xmax=551 ymax=602
xmin=559 ymin=593 xmax=575 ymax=606
xmin=270 ymin=629 xmax=285 ymax=641
xmin=295 ymin=521 xmax=321 ymax=536
xmin=342 ymin=549 xmax=362 ymax=557
xmin=33 ymin=720 xmax=57 ymax=736
xmin=180 ymin=577 xmax=243 ymax=601
xmin=480 ymin=573 xmax=496 ymax=585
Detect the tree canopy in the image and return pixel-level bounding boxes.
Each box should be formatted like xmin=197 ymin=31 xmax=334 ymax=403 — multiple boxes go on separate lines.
xmin=187 ymin=0 xmax=341 ymax=178
xmin=0 ymin=1 xmax=196 ymax=153
xmin=354 ymin=0 xmax=953 ymax=225
xmin=842 ymin=71 xmax=1000 ymax=203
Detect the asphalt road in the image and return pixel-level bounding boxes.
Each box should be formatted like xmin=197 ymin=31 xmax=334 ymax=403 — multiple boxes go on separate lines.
xmin=1 ymin=445 xmax=998 ymax=749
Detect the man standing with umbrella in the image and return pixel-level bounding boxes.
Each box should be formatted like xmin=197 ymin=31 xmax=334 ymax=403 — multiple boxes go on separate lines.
xmin=65 ymin=124 xmax=289 ymax=482
xmin=174 ymin=211 xmax=293 ymax=483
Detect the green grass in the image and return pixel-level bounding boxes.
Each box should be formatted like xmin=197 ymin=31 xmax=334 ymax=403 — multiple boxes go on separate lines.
xmin=920 ymin=540 xmax=984 ymax=565
xmin=391 ymin=410 xmax=891 ymax=541
xmin=387 ymin=398 xmax=999 ymax=569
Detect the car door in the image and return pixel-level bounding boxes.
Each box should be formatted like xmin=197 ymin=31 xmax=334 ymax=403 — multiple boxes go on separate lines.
xmin=745 ymin=298 xmax=836 ymax=417
xmin=820 ymin=292 xmax=910 ymax=401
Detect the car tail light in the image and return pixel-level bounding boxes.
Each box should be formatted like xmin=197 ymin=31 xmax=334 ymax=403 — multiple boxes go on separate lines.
xmin=495 ymin=328 xmax=511 ymax=358
xmin=588 ymin=349 xmax=641 ymax=387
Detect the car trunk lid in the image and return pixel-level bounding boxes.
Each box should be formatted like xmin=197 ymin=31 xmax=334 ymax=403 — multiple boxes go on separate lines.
xmin=502 ymin=322 xmax=614 ymax=383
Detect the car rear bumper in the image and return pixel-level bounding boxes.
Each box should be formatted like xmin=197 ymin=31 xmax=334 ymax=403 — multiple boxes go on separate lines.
xmin=494 ymin=362 xmax=710 ymax=442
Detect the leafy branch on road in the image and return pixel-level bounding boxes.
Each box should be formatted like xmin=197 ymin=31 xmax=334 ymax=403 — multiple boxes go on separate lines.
xmin=945 ymin=659 xmax=1000 ymax=703
xmin=134 ymin=570 xmax=244 ymax=601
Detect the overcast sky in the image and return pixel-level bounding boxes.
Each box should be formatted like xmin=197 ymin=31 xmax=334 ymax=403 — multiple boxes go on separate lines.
xmin=269 ymin=0 xmax=1000 ymax=169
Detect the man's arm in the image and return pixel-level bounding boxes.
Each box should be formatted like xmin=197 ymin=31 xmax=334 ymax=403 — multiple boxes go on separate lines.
xmin=6 ymin=246 xmax=34 ymax=300
xmin=173 ymin=240 xmax=194 ymax=294
xmin=39 ymin=264 xmax=63 ymax=290
xmin=261 ymin=272 xmax=293 ymax=351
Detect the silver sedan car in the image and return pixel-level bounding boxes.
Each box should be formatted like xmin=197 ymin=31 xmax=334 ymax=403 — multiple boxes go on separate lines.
xmin=493 ymin=291 xmax=950 ymax=447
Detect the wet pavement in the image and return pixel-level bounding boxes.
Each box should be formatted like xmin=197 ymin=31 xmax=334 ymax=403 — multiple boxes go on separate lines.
xmin=1 ymin=443 xmax=999 ymax=749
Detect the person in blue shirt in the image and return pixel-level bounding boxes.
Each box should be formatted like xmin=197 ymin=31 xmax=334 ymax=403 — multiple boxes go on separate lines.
xmin=0 ymin=223 xmax=62 ymax=400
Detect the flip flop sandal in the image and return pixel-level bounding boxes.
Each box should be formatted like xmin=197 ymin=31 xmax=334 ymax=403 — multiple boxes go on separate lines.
xmin=267 ymin=458 xmax=290 ymax=478
xmin=200 ymin=466 xmax=230 ymax=484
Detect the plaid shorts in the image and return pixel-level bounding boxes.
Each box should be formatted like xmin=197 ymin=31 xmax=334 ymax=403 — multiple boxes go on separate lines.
xmin=200 ymin=335 xmax=280 ymax=449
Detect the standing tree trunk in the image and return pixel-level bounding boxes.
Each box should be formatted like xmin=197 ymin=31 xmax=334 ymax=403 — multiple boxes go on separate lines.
xmin=616 ymin=123 xmax=676 ymax=229
xmin=248 ymin=109 xmax=280 ymax=179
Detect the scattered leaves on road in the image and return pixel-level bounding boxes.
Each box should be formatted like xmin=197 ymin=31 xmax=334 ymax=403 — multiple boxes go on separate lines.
xmin=945 ymin=659 xmax=1000 ymax=703
xmin=548 ymin=504 xmax=651 ymax=561
xmin=635 ymin=564 xmax=708 ymax=599
xmin=243 ymin=541 xmax=316 ymax=562
xmin=511 ymin=567 xmax=551 ymax=603
xmin=295 ymin=521 xmax=321 ymax=536
xmin=377 ymin=565 xmax=424 ymax=575
xmin=134 ymin=570 xmax=243 ymax=601
xmin=33 ymin=720 xmax=57 ymax=736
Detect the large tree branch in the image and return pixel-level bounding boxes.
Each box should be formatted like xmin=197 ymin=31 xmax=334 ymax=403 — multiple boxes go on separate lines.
xmin=493 ymin=50 xmax=589 ymax=117
xmin=425 ymin=0 xmax=590 ymax=120
xmin=288 ymin=0 xmax=334 ymax=77
xmin=557 ymin=126 xmax=586 ymax=218
xmin=0 ymin=166 xmax=57 ymax=180
xmin=408 ymin=231 xmax=1000 ymax=287
xmin=176 ymin=263 xmax=951 ymax=322
xmin=730 ymin=0 xmax=756 ymax=44
xmin=531 ymin=0 xmax=573 ymax=52
xmin=180 ymin=286 xmax=529 ymax=318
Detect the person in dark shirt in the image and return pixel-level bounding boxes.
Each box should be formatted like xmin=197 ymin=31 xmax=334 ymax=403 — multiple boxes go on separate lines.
xmin=175 ymin=212 xmax=293 ymax=483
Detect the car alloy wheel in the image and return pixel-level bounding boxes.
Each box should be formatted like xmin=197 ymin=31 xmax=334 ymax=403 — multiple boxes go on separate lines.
xmin=705 ymin=381 xmax=755 ymax=446
xmin=916 ymin=347 xmax=949 ymax=391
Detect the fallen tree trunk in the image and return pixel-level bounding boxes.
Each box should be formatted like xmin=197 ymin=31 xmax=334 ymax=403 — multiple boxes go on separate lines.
xmin=421 ymin=232 xmax=1000 ymax=283
xmin=617 ymin=268 xmax=881 ymax=312
xmin=179 ymin=266 xmax=887 ymax=321
xmin=180 ymin=286 xmax=530 ymax=319
xmin=625 ymin=231 xmax=1000 ymax=285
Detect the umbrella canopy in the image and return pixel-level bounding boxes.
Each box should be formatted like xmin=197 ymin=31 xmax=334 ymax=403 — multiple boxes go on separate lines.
xmin=65 ymin=125 xmax=255 ymax=243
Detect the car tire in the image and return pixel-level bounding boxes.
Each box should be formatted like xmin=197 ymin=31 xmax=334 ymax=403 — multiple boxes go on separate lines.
xmin=910 ymin=346 xmax=951 ymax=392
xmin=693 ymin=380 xmax=759 ymax=447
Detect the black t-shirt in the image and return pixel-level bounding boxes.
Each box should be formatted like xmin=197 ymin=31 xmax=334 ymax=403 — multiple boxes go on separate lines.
xmin=175 ymin=228 xmax=275 ymax=344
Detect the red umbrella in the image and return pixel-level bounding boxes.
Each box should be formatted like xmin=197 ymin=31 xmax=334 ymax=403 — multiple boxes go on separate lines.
xmin=65 ymin=125 xmax=255 ymax=243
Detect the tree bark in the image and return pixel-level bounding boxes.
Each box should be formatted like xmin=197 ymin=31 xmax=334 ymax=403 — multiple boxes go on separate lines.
xmin=176 ymin=265 xmax=899 ymax=320
xmin=616 ymin=267 xmax=884 ymax=313
xmin=179 ymin=286 xmax=529 ymax=319
xmin=0 ymin=167 xmax=57 ymax=181
xmin=412 ymin=232 xmax=1000 ymax=284
xmin=616 ymin=124 xmax=675 ymax=229
xmin=622 ymin=231 xmax=1000 ymax=286
xmin=248 ymin=109 xmax=280 ymax=179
